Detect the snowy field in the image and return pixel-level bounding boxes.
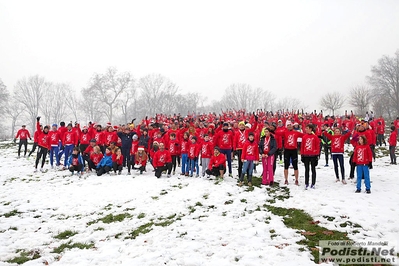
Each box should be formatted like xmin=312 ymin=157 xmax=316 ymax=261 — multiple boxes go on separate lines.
xmin=0 ymin=141 xmax=398 ymax=265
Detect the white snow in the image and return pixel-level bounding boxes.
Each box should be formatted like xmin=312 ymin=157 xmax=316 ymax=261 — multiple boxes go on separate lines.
xmin=0 ymin=142 xmax=398 ymax=265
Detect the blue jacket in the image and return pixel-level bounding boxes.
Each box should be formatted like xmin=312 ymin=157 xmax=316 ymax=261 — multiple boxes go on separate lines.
xmin=117 ymin=131 xmax=136 ymax=148
xmin=67 ymin=154 xmax=84 ymax=170
xmin=97 ymin=154 xmax=113 ymax=168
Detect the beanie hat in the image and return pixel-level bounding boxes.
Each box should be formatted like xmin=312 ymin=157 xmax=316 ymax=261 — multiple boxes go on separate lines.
xmin=133 ymin=135 xmax=138 ymax=140
xmin=67 ymin=123 xmax=73 ymax=127
xmin=238 ymin=121 xmax=245 ymax=126
xmin=52 ymin=124 xmax=58 ymax=128
xmin=138 ymin=146 xmax=145 ymax=151
xmin=90 ymin=139 xmax=97 ymax=143
xmin=245 ymin=123 xmax=252 ymax=129
xmin=223 ymin=122 xmax=229 ymax=127
xmin=214 ymin=146 xmax=220 ymax=152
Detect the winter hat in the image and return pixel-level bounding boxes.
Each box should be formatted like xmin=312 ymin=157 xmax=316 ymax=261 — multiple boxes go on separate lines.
xmin=214 ymin=146 xmax=220 ymax=152
xmin=90 ymin=139 xmax=97 ymax=143
xmin=153 ymin=141 xmax=159 ymax=146
xmin=83 ymin=126 xmax=88 ymax=130
xmin=113 ymin=125 xmax=118 ymax=131
xmin=138 ymin=147 xmax=145 ymax=151
xmin=248 ymin=132 xmax=255 ymax=137
xmin=133 ymin=135 xmax=138 ymax=140
xmin=67 ymin=123 xmax=73 ymax=127
xmin=245 ymin=123 xmax=252 ymax=129
xmin=286 ymin=121 xmax=292 ymax=127
xmin=238 ymin=121 xmax=245 ymax=126
xmin=106 ymin=122 xmax=112 ymax=127
xmin=223 ymin=122 xmax=229 ymax=127
xmin=52 ymin=124 xmax=58 ymax=128
xmin=44 ymin=125 xmax=49 ymax=130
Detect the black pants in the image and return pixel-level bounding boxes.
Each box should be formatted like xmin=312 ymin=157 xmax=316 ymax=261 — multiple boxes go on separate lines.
xmin=236 ymin=149 xmax=243 ymax=176
xmin=349 ymin=153 xmax=356 ymax=178
xmin=303 ymin=156 xmax=317 ymax=186
xmin=113 ymin=162 xmax=123 ymax=173
xmin=155 ymin=163 xmax=172 ymax=178
xmin=128 ymin=154 xmax=135 ymax=172
xmin=69 ymin=164 xmax=83 ymax=173
xmin=83 ymin=154 xmax=96 ymax=170
xmin=79 ymin=144 xmax=88 ymax=166
xmin=97 ymin=166 xmax=111 ymax=176
xmin=323 ymin=144 xmax=330 ymax=165
xmin=35 ymin=146 xmax=48 ymax=169
xmin=390 ymin=146 xmax=396 ymax=164
xmin=205 ymin=165 xmax=226 ymax=177
xmin=172 ymin=155 xmax=178 ymax=172
xmin=121 ymin=147 xmax=130 ymax=167
xmin=18 ymin=139 xmax=28 ymax=157
xmin=273 ymin=149 xmax=282 ymax=174
xmin=28 ymin=142 xmax=38 ymax=157
xmin=370 ymin=144 xmax=375 ymax=160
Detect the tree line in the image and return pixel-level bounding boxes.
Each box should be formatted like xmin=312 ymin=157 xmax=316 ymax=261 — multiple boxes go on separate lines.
xmin=0 ymin=50 xmax=398 ymax=138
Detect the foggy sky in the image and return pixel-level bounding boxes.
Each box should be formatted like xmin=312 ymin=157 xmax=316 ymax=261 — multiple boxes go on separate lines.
xmin=1 ymin=0 xmax=398 ymax=110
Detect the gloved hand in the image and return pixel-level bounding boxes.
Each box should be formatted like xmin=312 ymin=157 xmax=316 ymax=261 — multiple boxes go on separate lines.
xmin=368 ymin=162 xmax=373 ymax=169
xmin=37 ymin=116 xmax=41 ymax=122
xmin=13 ymin=138 xmax=16 ymax=143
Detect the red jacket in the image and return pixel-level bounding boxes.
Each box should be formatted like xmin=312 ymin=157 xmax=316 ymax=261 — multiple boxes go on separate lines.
xmin=153 ymin=149 xmax=172 ymax=168
xmin=135 ymin=152 xmax=148 ymax=167
xmin=200 ymin=141 xmax=213 ymax=159
xmin=90 ymin=153 xmax=103 ymax=166
xmin=15 ymin=129 xmax=31 ymax=140
xmin=208 ymin=153 xmax=226 ymax=169
xmin=93 ymin=130 xmax=105 ymax=146
xmin=188 ymin=142 xmax=201 ymax=159
xmin=36 ymin=122 xmax=50 ymax=149
xmin=324 ymin=132 xmax=351 ymax=153
xmin=63 ymin=130 xmax=78 ymax=146
xmin=33 ymin=130 xmax=40 ymax=142
xmin=389 ymin=131 xmax=397 ymax=146
xmin=300 ymin=133 xmax=320 ymax=156
xmin=277 ymin=129 xmax=303 ymax=150
xmin=180 ymin=139 xmax=190 ymax=154
xmin=112 ymin=153 xmax=124 ymax=165
xmin=58 ymin=126 xmax=68 ymax=143
xmin=167 ymin=138 xmax=180 ymax=156
xmin=80 ymin=131 xmax=92 ymax=145
xmin=48 ymin=130 xmax=61 ymax=147
xmin=83 ymin=145 xmax=94 ymax=156
xmin=353 ymin=144 xmax=373 ymax=165
xmin=130 ymin=140 xmax=139 ymax=155
xmin=241 ymin=140 xmax=259 ymax=161
xmin=233 ymin=129 xmax=248 ymax=150
xmin=105 ymin=131 xmax=118 ymax=146
xmin=215 ymin=130 xmax=234 ymax=149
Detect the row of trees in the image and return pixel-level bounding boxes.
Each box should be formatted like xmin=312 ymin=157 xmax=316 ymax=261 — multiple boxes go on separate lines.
xmin=319 ymin=50 xmax=399 ymax=118
xmin=0 ymin=50 xmax=398 ymax=139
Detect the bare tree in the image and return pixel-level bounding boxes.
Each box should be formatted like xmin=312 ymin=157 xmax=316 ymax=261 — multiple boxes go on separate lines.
xmin=138 ymin=74 xmax=179 ymax=115
xmin=14 ymin=75 xmax=50 ymax=132
xmin=0 ymin=78 xmax=10 ymax=116
xmin=368 ymin=50 xmax=399 ymax=114
xmin=275 ymin=96 xmax=304 ymax=112
xmin=220 ymin=83 xmax=267 ymax=110
xmin=120 ymin=83 xmax=137 ymax=124
xmin=80 ymin=88 xmax=104 ymax=123
xmin=86 ymin=67 xmax=134 ymax=123
xmin=320 ymin=92 xmax=345 ymax=115
xmin=5 ymin=95 xmax=26 ymax=138
xmin=64 ymin=86 xmax=80 ymax=122
xmin=348 ymin=85 xmax=372 ymax=114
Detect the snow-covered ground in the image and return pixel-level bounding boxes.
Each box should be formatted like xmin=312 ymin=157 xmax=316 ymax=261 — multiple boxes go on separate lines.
xmin=0 ymin=142 xmax=398 ymax=265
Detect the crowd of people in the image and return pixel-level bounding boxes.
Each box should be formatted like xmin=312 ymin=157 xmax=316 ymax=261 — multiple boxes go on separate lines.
xmin=13 ymin=109 xmax=399 ymax=193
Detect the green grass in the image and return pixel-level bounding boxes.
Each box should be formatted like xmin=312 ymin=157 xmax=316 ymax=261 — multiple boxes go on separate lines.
xmin=195 ymin=202 xmax=203 ymax=207
xmin=94 ymin=227 xmax=104 ymax=231
xmin=126 ymin=222 xmax=154 ymax=239
xmin=52 ymin=241 xmax=95 ymax=254
xmin=137 ymin=213 xmax=146 ymax=219
xmin=202 ymin=194 xmax=209 ymax=199
xmin=160 ymin=190 xmax=168 ymax=195
xmin=87 ymin=213 xmax=132 ymax=225
xmin=240 ymin=198 xmax=247 ymax=203
xmin=2 ymin=209 xmax=22 ymax=218
xmin=54 ymin=230 xmax=78 ymax=240
xmin=6 ymin=250 xmax=41 ymax=264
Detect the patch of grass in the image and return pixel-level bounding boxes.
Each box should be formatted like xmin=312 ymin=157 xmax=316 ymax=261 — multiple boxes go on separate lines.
xmin=137 ymin=213 xmax=146 ymax=219
xmin=54 ymin=230 xmax=78 ymax=240
xmin=9 ymin=226 xmax=18 ymax=231
xmin=195 ymin=202 xmax=203 ymax=207
xmin=160 ymin=190 xmax=168 ymax=195
xmin=126 ymin=222 xmax=154 ymax=239
xmin=222 ymin=212 xmax=227 ymax=216
xmin=52 ymin=241 xmax=95 ymax=254
xmin=87 ymin=213 xmax=132 ymax=225
xmin=155 ymin=219 xmax=174 ymax=227
xmin=240 ymin=198 xmax=247 ymax=203
xmin=202 ymin=194 xmax=209 ymax=199
xmin=6 ymin=250 xmax=41 ymax=264
xmin=123 ymin=207 xmax=135 ymax=212
xmin=178 ymin=232 xmax=187 ymax=238
xmin=3 ymin=201 xmax=11 ymax=206
xmin=94 ymin=227 xmax=104 ymax=231
xmin=2 ymin=209 xmax=22 ymax=218
xmin=103 ymin=204 xmax=113 ymax=211
xmin=115 ymin=232 xmax=123 ymax=239
xmin=188 ymin=206 xmax=196 ymax=214
xmin=151 ymin=196 xmax=159 ymax=200
xmin=167 ymin=213 xmax=177 ymax=219
xmin=224 ymin=199 xmax=234 ymax=205
xmin=265 ymin=205 xmax=349 ymax=263
xmin=323 ymin=215 xmax=335 ymax=221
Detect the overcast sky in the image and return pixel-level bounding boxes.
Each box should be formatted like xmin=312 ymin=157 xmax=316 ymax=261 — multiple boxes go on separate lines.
xmin=0 ymin=0 xmax=398 ymax=109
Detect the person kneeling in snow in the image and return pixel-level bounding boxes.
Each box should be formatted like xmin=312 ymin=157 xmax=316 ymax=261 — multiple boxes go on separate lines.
xmin=206 ymin=146 xmax=226 ymax=179
xmin=135 ymin=147 xmax=148 ymax=174
xmin=96 ymin=147 xmax=113 ymax=176
xmin=153 ymin=142 xmax=173 ymax=178
xmin=67 ymin=147 xmax=84 ymax=175
xmin=112 ymin=148 xmax=124 ymax=175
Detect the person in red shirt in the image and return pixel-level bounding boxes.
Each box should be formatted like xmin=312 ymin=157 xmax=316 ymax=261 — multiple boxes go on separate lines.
xmin=180 ymin=132 xmax=190 ymax=176
xmin=79 ymin=126 xmax=92 ymax=156
xmin=188 ymin=136 xmax=201 ymax=177
xmin=14 ymin=125 xmax=31 ymax=158
xmin=48 ymin=124 xmax=62 ymax=168
xmin=300 ymin=124 xmax=320 ymax=189
xmin=206 ymin=146 xmax=226 ymax=179
xmin=388 ymin=125 xmax=397 ymax=164
xmin=238 ymin=132 xmax=259 ymax=187
xmin=112 ymin=148 xmax=124 ymax=175
xmin=259 ymin=128 xmax=277 ymax=186
xmin=28 ymin=124 xmax=42 ymax=158
xmin=376 ymin=121 xmax=385 ymax=147
xmin=353 ymin=135 xmax=373 ymax=193
xmin=153 ymin=142 xmax=172 ymax=178
xmin=127 ymin=135 xmax=139 ymax=175
xmin=34 ymin=117 xmax=50 ymax=172
xmin=67 ymin=147 xmax=84 ymax=175
xmin=233 ymin=121 xmax=248 ymax=177
xmin=323 ymin=127 xmax=351 ymax=183
xmin=61 ymin=123 xmax=78 ymax=168
xmin=135 ymin=147 xmax=148 ymax=174
xmin=83 ymin=139 xmax=97 ymax=170
xmin=93 ymin=125 xmax=106 ymax=154
xmin=89 ymin=145 xmax=103 ymax=173
xmin=214 ymin=122 xmax=234 ymax=176
xmin=200 ymin=134 xmax=213 ymax=178
xmin=167 ymin=133 xmax=180 ymax=175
